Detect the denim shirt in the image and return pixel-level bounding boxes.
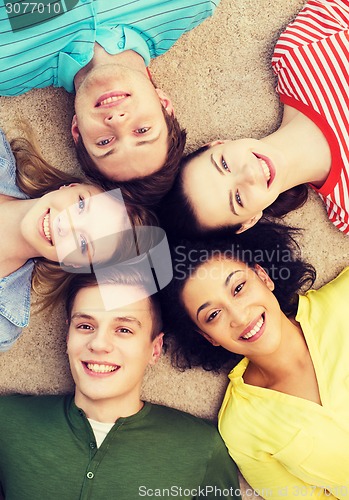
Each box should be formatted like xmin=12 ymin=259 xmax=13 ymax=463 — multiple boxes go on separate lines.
xmin=0 ymin=130 xmax=34 ymax=351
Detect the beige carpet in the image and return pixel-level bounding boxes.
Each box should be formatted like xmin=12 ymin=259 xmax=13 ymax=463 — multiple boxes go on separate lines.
xmin=1 ymin=0 xmax=349 ymax=496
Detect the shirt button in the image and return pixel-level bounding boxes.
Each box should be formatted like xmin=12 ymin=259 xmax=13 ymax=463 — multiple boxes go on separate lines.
xmin=89 ymin=442 xmax=96 ymax=449
xmin=118 ymin=41 xmax=124 ymax=49
xmin=87 ymin=472 xmax=94 ymax=479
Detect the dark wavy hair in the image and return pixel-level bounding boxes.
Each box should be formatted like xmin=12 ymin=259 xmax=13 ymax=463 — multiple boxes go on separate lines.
xmin=75 ymin=106 xmax=187 ymax=207
xmin=160 ymin=221 xmax=316 ymax=372
xmin=158 ymin=145 xmax=309 ymax=239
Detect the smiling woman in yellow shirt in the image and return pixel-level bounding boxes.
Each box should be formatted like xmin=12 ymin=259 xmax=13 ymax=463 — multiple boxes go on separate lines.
xmin=162 ymin=222 xmax=349 ymax=499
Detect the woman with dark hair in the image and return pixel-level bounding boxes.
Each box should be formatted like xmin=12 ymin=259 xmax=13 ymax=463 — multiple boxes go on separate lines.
xmin=161 ymin=222 xmax=349 ymax=497
xmin=0 ymin=129 xmax=152 ymax=351
xmin=159 ymin=0 xmax=349 ymax=239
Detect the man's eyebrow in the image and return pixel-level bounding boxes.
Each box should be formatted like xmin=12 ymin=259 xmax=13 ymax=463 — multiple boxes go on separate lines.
xmin=92 ymin=149 xmax=115 ymax=160
xmin=113 ymin=316 xmax=142 ymax=328
xmin=91 ymin=132 xmax=161 ymax=159
xmin=71 ymin=313 xmax=95 ymax=321
xmin=210 ymin=154 xmax=223 ymax=175
xmin=229 ymin=190 xmax=238 ymax=216
xmin=136 ymin=132 xmax=161 ymax=147
xmin=70 ymin=313 xmax=142 ymax=328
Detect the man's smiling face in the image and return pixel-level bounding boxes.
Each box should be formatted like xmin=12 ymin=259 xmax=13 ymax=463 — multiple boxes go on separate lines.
xmin=72 ymin=64 xmax=174 ymax=181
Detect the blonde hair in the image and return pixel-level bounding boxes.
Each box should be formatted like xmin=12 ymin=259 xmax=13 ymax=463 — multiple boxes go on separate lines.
xmin=10 ymin=129 xmax=156 ymax=310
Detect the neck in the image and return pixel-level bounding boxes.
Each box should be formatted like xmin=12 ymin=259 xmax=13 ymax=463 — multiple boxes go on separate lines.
xmin=247 ymin=315 xmax=309 ymax=387
xmin=264 ymin=105 xmax=332 ymax=190
xmin=74 ymin=46 xmax=148 ymax=91
xmin=75 ymin=393 xmax=144 ymax=423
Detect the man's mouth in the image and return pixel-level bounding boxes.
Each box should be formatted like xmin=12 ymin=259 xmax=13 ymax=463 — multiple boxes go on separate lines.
xmin=240 ymin=314 xmax=265 ymax=341
xmin=95 ymin=92 xmax=130 ymax=107
xmin=42 ymin=210 xmax=53 ymax=245
xmin=84 ymin=362 xmax=120 ymax=374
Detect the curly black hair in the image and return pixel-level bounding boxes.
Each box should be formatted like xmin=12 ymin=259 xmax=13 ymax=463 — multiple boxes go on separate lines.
xmin=160 ymin=221 xmax=316 ymax=372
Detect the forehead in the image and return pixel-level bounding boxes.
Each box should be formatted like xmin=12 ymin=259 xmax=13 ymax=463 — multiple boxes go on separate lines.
xmin=71 ymin=284 xmax=152 ymax=323
xmin=183 ymin=258 xmax=250 ymax=292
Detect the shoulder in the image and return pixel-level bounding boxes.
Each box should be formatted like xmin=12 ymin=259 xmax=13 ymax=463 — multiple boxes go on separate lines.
xmin=0 ymin=129 xmax=27 ymax=199
xmin=303 ymin=266 xmax=349 ymax=307
xmin=296 ymin=267 xmax=349 ymax=338
xmin=0 ymin=394 xmax=66 ymax=419
xmin=148 ymin=403 xmax=221 ymax=440
xmin=272 ymin=0 xmax=349 ymax=68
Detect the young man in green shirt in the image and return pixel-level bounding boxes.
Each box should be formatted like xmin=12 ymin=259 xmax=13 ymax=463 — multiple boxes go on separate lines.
xmin=0 ymin=269 xmax=241 ymax=500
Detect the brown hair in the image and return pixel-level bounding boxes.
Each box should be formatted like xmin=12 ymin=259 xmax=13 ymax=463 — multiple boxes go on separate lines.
xmin=10 ymin=133 xmax=155 ymax=310
xmin=74 ymin=106 xmax=187 ymax=206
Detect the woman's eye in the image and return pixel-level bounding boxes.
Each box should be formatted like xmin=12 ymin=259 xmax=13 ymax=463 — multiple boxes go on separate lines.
xmin=80 ymin=235 xmax=88 ymax=255
xmin=135 ymin=127 xmax=150 ymax=134
xmin=207 ymin=310 xmax=220 ymax=323
xmin=233 ymin=282 xmax=245 ymax=295
xmin=222 ymin=157 xmax=231 ymax=172
xmin=235 ymin=190 xmax=243 ymax=207
xmin=97 ymin=137 xmax=112 ymax=146
xmin=77 ymin=196 xmax=85 ymax=213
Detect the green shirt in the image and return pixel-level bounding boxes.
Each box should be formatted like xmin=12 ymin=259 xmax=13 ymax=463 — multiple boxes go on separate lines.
xmin=0 ymin=394 xmax=241 ymax=499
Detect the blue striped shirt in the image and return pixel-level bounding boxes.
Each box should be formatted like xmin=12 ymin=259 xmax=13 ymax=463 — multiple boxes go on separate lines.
xmin=0 ymin=0 xmax=220 ymax=95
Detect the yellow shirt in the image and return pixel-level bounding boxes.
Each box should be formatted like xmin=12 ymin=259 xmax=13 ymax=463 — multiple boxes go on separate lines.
xmin=218 ymin=267 xmax=349 ymax=499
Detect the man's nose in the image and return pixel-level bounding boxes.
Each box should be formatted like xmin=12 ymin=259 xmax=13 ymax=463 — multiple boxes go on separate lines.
xmin=87 ymin=330 xmax=113 ymax=353
xmin=104 ymin=111 xmax=127 ymax=124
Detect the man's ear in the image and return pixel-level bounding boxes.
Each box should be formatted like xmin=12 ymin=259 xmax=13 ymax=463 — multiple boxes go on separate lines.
xmin=71 ymin=115 xmax=80 ymax=144
xmin=235 ymin=212 xmax=263 ymax=234
xmin=206 ymin=140 xmax=228 ymax=147
xmin=254 ymin=264 xmax=275 ymax=291
xmin=197 ymin=329 xmax=220 ymax=347
xmin=149 ymin=333 xmax=164 ymax=365
xmin=155 ymin=88 xmax=175 ymax=116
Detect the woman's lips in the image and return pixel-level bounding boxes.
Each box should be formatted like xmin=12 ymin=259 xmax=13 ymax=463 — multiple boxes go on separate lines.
xmin=38 ymin=209 xmax=53 ymax=245
xmin=253 ymin=153 xmax=275 ymax=187
xmin=239 ymin=314 xmax=265 ymax=342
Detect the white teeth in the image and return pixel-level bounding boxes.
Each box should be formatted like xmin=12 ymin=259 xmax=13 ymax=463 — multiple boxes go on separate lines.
xmin=99 ymin=95 xmax=127 ymax=106
xmin=260 ymin=159 xmax=271 ymax=182
xmin=241 ymin=317 xmax=264 ymax=340
xmin=86 ymin=363 xmax=118 ymax=373
xmin=43 ymin=213 xmax=52 ymax=244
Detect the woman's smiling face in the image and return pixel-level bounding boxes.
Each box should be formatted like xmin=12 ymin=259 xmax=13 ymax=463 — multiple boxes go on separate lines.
xmin=21 ymin=184 xmax=131 ymax=267
xmin=181 ymin=258 xmax=284 ymax=358
xmin=182 ymin=139 xmax=284 ymax=232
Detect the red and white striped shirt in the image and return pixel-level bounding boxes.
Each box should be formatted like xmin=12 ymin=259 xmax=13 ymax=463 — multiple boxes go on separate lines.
xmin=272 ymin=0 xmax=349 ymax=233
